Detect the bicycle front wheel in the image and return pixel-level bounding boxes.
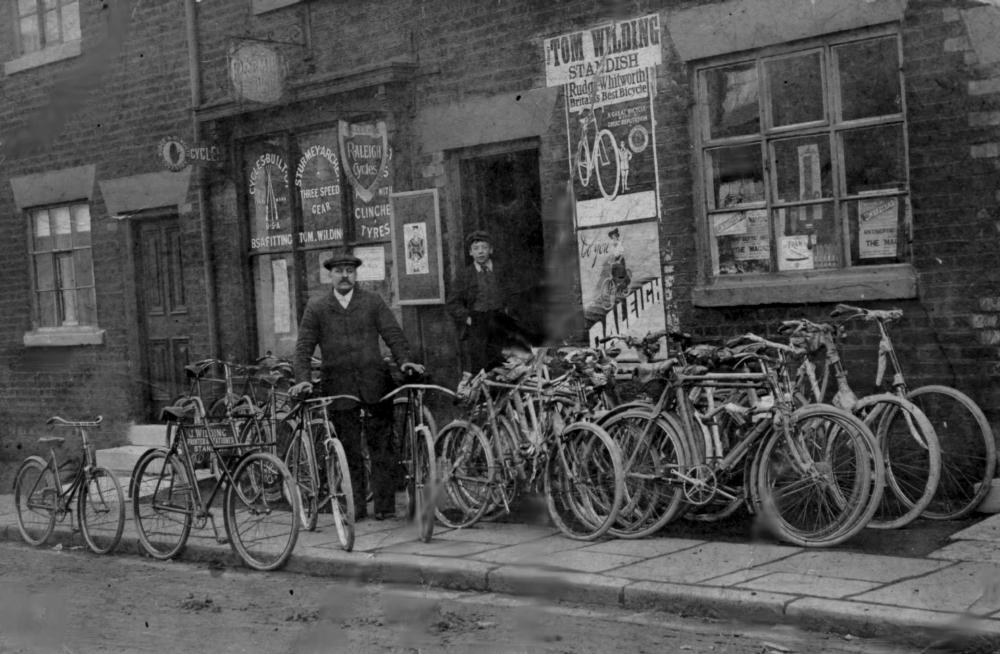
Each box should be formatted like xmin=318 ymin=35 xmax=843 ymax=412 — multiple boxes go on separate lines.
xmin=325 ymin=438 xmax=355 ymax=552
xmin=403 ymin=423 xmax=437 ymax=543
xmin=13 ymin=456 xmax=57 ymax=546
xmin=78 ymin=466 xmax=125 ymax=554
xmin=224 ymin=452 xmax=300 ymax=571
xmin=754 ymin=406 xmax=883 ymax=547
xmin=131 ymin=449 xmax=194 ymax=560
xmin=283 ymin=428 xmax=319 ymax=531
xmin=434 ymin=420 xmax=495 ymax=529
xmin=908 ymin=385 xmax=996 ymax=519
xmin=545 ymin=422 xmax=624 ymax=541
xmin=594 ymin=129 xmax=622 ymax=200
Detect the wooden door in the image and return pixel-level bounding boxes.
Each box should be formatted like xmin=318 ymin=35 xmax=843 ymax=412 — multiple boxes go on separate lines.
xmin=135 ymin=216 xmax=191 ymax=421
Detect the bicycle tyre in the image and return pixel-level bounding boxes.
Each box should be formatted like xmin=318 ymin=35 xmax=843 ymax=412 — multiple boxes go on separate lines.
xmin=284 ymin=428 xmax=319 ymax=532
xmin=594 ymin=129 xmax=622 ymax=200
xmin=856 ymin=395 xmax=940 ymax=530
xmin=404 ymin=424 xmax=437 ymax=543
xmin=544 ymin=422 xmax=624 ymax=541
xmin=78 ymin=465 xmax=126 ymax=555
xmin=575 ymin=136 xmax=591 ymax=187
xmin=753 ymin=405 xmax=883 ymax=548
xmin=908 ymin=385 xmax=997 ymax=519
xmin=434 ymin=420 xmax=495 ymax=529
xmin=13 ymin=456 xmax=57 ymax=547
xmin=325 ymin=438 xmax=355 ymax=552
xmin=224 ymin=452 xmax=300 ymax=571
xmin=480 ymin=414 xmax=522 ymax=522
xmin=131 ymin=449 xmax=194 ymax=560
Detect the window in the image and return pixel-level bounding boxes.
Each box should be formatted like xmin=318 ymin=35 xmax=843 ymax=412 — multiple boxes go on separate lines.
xmin=28 ymin=202 xmax=97 ymax=329
xmin=696 ymin=32 xmax=909 ymax=280
xmin=15 ymin=0 xmax=80 ymax=55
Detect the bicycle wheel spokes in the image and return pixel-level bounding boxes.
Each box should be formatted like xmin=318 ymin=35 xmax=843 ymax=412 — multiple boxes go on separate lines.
xmin=908 ymin=386 xmax=997 ymax=519
xmin=283 ymin=431 xmax=319 ymax=531
xmin=225 ymin=452 xmax=299 ymax=571
xmin=79 ymin=466 xmax=125 ymax=554
xmin=326 ymin=438 xmax=355 ymax=552
xmin=434 ymin=421 xmax=494 ymax=529
xmin=545 ymin=423 xmax=623 ymax=541
xmin=131 ymin=450 xmax=194 ymax=560
xmin=14 ymin=457 xmax=58 ymax=546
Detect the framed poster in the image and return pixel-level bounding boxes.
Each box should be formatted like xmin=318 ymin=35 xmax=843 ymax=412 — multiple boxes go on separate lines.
xmin=390 ymin=189 xmax=444 ymax=305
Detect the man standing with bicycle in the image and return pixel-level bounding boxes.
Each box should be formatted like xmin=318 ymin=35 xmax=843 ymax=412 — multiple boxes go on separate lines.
xmin=290 ymin=247 xmax=424 ymax=521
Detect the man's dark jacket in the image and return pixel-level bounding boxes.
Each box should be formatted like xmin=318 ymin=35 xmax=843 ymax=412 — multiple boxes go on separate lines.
xmin=445 ymin=262 xmax=517 ymax=339
xmin=293 ymin=288 xmax=412 ymax=404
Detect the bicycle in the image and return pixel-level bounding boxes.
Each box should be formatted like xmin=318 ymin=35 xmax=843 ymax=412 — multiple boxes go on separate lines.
xmin=280 ymin=388 xmax=356 ymax=550
xmin=781 ymin=318 xmax=941 ymax=529
xmin=828 ymin=304 xmax=997 ymax=519
xmin=13 ymin=416 xmax=125 ymax=555
xmin=130 ymin=404 xmax=300 ymax=571
xmin=575 ymin=109 xmax=622 ymax=200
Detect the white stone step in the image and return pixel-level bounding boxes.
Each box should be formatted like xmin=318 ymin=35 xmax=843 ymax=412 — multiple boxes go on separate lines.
xmin=96 ymin=445 xmax=150 ymax=474
xmin=127 ymin=424 xmax=168 ymax=448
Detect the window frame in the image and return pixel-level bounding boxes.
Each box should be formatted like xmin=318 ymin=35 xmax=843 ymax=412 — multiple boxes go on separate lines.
xmin=691 ymin=25 xmax=915 ymax=305
xmin=25 ymin=200 xmax=100 ymax=337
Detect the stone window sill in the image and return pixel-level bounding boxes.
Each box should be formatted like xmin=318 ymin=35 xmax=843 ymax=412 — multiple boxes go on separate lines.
xmin=23 ymin=327 xmax=105 ymax=347
xmin=251 ymin=0 xmax=300 ymax=15
xmin=4 ymin=40 xmax=82 ymax=76
xmin=692 ymin=264 xmax=918 ymax=307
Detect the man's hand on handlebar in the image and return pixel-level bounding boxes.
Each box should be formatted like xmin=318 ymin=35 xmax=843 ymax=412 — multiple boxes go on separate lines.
xmin=289 ymin=381 xmax=313 ymax=398
xmin=400 ymin=362 xmax=426 ymax=376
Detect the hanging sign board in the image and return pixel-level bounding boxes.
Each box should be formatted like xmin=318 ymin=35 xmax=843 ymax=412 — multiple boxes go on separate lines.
xmin=390 ymin=189 xmax=444 ymax=305
xmin=228 ymin=41 xmax=287 ymax=104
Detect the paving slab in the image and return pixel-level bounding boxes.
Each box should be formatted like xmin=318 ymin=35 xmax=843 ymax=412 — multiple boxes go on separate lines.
xmin=378 ymin=538 xmax=502 ymax=558
xmin=469 ymin=534 xmax=588 ymax=565
xmin=576 ymin=537 xmax=704 ymax=558
xmin=949 ymin=513 xmax=1000 ymax=541
xmin=930 ymin=540 xmax=1000 ymax=564
xmin=735 ymin=571 xmax=880 ymax=599
xmin=521 ymin=549 xmax=642 ymax=573
xmin=437 ymin=522 xmax=554 ymax=545
xmin=607 ymin=541 xmax=800 ymax=584
xmin=704 ymin=550 xmax=951 ymax=586
xmin=853 ymin=561 xmax=1000 ymax=615
xmin=322 ymin=525 xmax=425 ymax=552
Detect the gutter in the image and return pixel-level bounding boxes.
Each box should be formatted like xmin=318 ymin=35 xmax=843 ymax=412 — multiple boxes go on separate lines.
xmin=184 ymin=0 xmax=220 ymax=359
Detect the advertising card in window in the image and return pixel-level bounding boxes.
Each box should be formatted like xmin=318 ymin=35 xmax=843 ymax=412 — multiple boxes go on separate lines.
xmin=778 ymin=235 xmax=814 ymax=271
xmin=858 ymin=196 xmax=898 ymax=259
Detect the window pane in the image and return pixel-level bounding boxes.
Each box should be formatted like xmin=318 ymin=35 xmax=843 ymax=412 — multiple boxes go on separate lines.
xmin=51 ymin=205 xmax=73 ymax=250
xmin=706 ymin=144 xmax=765 ymax=210
xmin=19 ymin=0 xmax=38 ymax=15
xmin=704 ymin=62 xmax=759 ymax=139
xmin=19 ymin=16 xmax=41 ymax=53
xmin=775 ymin=204 xmax=839 ymax=271
xmin=843 ymin=124 xmax=906 ymax=195
xmin=766 ymin=52 xmax=825 ymax=127
xmin=61 ymin=1 xmax=79 ymax=41
xmin=33 ymin=209 xmax=52 ymax=251
xmin=43 ymin=9 xmax=59 ymax=44
xmin=72 ymin=204 xmax=91 ymax=247
xmin=713 ymin=209 xmax=772 ymax=275
xmin=37 ymin=291 xmax=57 ymax=327
xmin=848 ymin=196 xmax=903 ymax=265
xmin=56 ymin=252 xmax=78 ymax=325
xmin=772 ymin=136 xmax=832 ymax=203
xmin=34 ymin=253 xmax=55 ymax=291
xmin=77 ymin=287 xmax=97 ymax=326
xmin=837 ymin=37 xmax=901 ymax=121
xmin=41 ymin=0 xmax=56 ymax=9
xmin=74 ymin=248 xmax=94 ymax=287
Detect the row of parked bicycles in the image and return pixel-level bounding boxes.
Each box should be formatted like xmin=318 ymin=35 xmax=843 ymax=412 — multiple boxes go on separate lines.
xmin=12 ymin=303 xmax=997 ymax=570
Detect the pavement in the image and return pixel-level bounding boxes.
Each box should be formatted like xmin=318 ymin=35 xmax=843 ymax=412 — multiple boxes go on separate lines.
xmin=5 ymin=492 xmax=1000 ymax=650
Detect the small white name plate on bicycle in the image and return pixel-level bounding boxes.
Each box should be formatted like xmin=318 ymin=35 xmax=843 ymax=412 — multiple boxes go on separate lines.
xmin=544 ymin=14 xmax=663 ymax=89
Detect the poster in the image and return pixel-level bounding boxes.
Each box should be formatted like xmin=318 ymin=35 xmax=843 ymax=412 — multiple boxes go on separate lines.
xmin=578 ymin=221 xmax=666 ymax=355
xmin=859 ymin=196 xmax=898 ymax=259
xmin=295 ymin=131 xmax=343 ymax=247
xmin=354 ymin=245 xmax=386 ymax=282
xmin=778 ymin=235 xmax=814 ymax=271
xmin=271 ymin=258 xmax=291 ymax=334
xmin=552 ymin=15 xmax=662 ymax=228
xmin=339 ymin=120 xmax=393 ymax=243
xmin=246 ymin=143 xmax=293 ymax=251
xmin=403 ymin=222 xmax=429 ymax=275
xmin=732 ymin=210 xmax=770 ymax=262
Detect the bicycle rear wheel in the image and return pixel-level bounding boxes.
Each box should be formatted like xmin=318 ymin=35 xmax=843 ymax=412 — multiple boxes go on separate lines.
xmin=857 ymin=396 xmax=940 ymax=530
xmin=754 ymin=406 xmax=883 ymax=547
xmin=13 ymin=456 xmax=57 ymax=546
xmin=131 ymin=449 xmax=194 ymax=560
xmin=908 ymin=385 xmax=996 ymax=519
xmin=325 ymin=438 xmax=355 ymax=552
xmin=545 ymin=422 xmax=624 ymax=541
xmin=434 ymin=420 xmax=495 ymax=529
xmin=224 ymin=452 xmax=300 ymax=571
xmin=283 ymin=427 xmax=319 ymax=531
xmin=479 ymin=414 xmax=522 ymax=522
xmin=78 ymin=466 xmax=125 ymax=554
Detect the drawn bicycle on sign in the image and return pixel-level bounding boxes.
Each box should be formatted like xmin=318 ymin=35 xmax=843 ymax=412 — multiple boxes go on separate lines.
xmin=574 ymin=107 xmax=622 ymax=201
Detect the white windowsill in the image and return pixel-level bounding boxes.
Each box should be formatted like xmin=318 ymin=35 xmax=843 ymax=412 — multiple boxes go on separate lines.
xmin=692 ymin=264 xmax=918 ymax=307
xmin=251 ymin=0 xmax=301 ymax=15
xmin=4 ymin=40 xmax=82 ymax=75
xmin=23 ymin=326 xmax=106 ymax=347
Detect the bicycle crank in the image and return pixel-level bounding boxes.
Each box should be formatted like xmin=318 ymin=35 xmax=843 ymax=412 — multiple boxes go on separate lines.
xmin=677 ymin=464 xmax=718 ymax=506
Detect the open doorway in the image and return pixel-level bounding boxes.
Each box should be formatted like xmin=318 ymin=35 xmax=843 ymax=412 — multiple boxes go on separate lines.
xmin=458 ymin=144 xmax=546 ymax=341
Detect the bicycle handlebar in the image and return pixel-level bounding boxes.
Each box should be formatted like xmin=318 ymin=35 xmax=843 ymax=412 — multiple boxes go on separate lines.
xmin=380 ymin=384 xmax=458 ymax=402
xmin=831 ymin=304 xmax=903 ymax=323
xmin=47 ymin=415 xmax=103 ymax=428
xmin=727 ymin=333 xmax=803 ymax=355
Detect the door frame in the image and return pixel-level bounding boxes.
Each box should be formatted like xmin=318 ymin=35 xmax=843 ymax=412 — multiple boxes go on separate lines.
xmin=123 ymin=207 xmax=186 ymax=421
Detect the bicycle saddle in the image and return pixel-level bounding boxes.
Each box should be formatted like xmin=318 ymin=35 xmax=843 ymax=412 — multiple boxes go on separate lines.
xmin=37 ymin=436 xmax=65 ymax=446
xmin=160 ymin=405 xmax=196 ymax=422
xmin=184 ymin=359 xmax=216 ymax=379
xmin=633 ymin=359 xmax=677 ymax=385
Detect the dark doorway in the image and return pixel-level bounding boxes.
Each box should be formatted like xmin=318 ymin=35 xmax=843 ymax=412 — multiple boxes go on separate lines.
xmin=459 ymin=147 xmax=546 ymax=341
xmin=133 ymin=215 xmax=191 ymax=421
